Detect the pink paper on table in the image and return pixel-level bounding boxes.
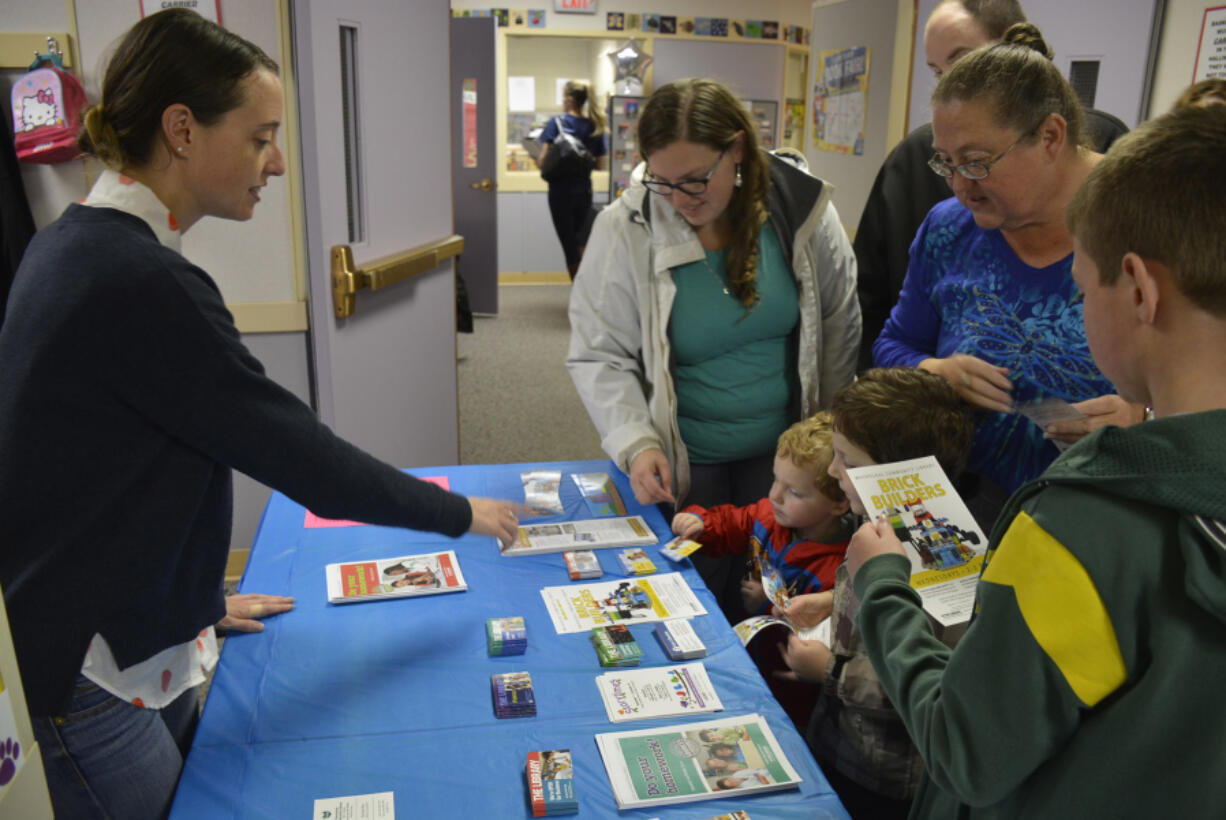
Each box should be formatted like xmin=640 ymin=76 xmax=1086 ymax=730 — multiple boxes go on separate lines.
xmin=303 ymin=475 xmax=451 ymax=528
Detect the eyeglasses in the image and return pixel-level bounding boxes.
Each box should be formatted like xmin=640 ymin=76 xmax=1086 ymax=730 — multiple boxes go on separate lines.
xmin=643 ymin=147 xmax=728 ymax=196
xmin=927 ymin=118 xmax=1046 ymax=181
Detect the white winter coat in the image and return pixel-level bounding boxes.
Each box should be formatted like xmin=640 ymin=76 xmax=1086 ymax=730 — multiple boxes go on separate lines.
xmin=566 ymin=153 xmax=860 ymax=505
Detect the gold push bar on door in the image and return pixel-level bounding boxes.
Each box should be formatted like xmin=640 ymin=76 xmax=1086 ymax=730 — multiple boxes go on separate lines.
xmin=330 ymin=234 xmax=464 ymax=318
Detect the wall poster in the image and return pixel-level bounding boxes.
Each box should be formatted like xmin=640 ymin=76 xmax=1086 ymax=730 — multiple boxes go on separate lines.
xmin=812 ymin=45 xmax=869 ymax=155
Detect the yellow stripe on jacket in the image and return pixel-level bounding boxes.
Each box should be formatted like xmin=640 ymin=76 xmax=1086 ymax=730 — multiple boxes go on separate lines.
xmin=982 ymin=511 xmax=1126 ymax=706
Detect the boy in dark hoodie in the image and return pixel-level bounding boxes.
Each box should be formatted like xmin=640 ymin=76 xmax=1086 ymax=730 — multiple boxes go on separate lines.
xmin=847 ymin=104 xmax=1226 ymax=818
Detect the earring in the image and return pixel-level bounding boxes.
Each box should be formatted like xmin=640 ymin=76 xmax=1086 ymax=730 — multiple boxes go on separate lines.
xmin=176 ymin=146 xmax=184 ymax=153
xmin=734 ymin=163 xmax=743 ymax=188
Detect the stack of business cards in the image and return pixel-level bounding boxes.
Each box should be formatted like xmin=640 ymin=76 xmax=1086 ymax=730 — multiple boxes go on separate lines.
xmin=487 ymin=616 xmax=527 ymax=656
xmin=591 ymin=624 xmax=643 ymax=667
xmin=491 ymin=671 xmax=537 ymax=718
xmin=658 ymin=535 xmax=703 ymax=563
xmin=617 ymin=548 xmax=657 ymax=576
xmin=525 ymin=749 xmax=578 ymax=817
xmin=653 ymin=619 xmax=707 ymax=660
xmin=563 ymin=549 xmax=603 ymax=580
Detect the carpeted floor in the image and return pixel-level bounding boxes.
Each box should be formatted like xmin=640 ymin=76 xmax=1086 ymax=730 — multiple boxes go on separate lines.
xmin=457 ymin=284 xmax=606 ymax=465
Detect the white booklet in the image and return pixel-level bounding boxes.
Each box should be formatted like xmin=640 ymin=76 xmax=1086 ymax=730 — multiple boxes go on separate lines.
xmin=846 ymin=455 xmax=987 ymax=628
xmin=324 ymin=550 xmax=467 ymax=604
xmin=596 ymin=661 xmax=723 ymax=722
xmin=501 ymin=515 xmax=657 ymax=556
xmin=595 ymin=713 xmax=802 ymax=809
xmin=539 ymin=572 xmax=706 ymax=634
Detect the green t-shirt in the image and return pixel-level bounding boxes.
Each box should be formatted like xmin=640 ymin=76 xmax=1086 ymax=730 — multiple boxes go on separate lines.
xmin=668 ymin=222 xmax=799 ymax=464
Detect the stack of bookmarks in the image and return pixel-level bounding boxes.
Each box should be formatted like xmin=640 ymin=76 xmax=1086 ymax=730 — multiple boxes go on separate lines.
xmin=563 ymin=549 xmax=602 ymax=580
xmin=654 ymin=619 xmax=707 ymax=660
xmin=491 ymin=671 xmax=537 ymax=718
xmin=525 ymin=749 xmax=578 ymax=817
xmin=591 ymin=624 xmax=642 ymax=667
xmin=487 ymin=616 xmax=527 ymax=656
xmin=617 ymin=548 xmax=656 ymax=575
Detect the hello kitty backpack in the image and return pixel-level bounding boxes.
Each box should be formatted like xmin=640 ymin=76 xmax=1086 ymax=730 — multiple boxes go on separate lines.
xmin=11 ymin=64 xmax=87 ymax=164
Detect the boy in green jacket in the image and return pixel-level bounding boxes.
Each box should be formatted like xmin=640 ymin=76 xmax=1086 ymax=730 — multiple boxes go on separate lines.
xmin=846 ymin=104 xmax=1226 ymax=818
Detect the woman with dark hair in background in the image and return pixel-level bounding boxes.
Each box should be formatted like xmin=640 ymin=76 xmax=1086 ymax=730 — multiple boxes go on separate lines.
xmin=0 ymin=11 xmax=518 ymax=818
xmin=536 ymin=80 xmax=607 ymax=278
xmin=567 ymin=77 xmax=859 ymax=620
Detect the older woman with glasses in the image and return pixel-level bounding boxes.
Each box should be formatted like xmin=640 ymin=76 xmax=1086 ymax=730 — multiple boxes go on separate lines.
xmin=567 ymin=77 xmax=859 ymax=620
xmin=873 ymin=23 xmax=1144 ymax=504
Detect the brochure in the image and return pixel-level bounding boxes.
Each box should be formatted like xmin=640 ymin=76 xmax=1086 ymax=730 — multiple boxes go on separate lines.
xmin=595 ymin=661 xmax=724 ymax=722
xmin=312 ymin=791 xmax=394 ymax=820
xmin=846 ymin=455 xmax=987 ymax=628
xmin=595 ymin=713 xmax=802 ymax=809
xmin=539 ymin=573 xmax=707 ymax=634
xmin=324 ymin=550 xmax=466 ymax=604
xmin=502 ymin=516 xmax=657 ymax=556
xmin=732 ymin=614 xmax=830 ymax=648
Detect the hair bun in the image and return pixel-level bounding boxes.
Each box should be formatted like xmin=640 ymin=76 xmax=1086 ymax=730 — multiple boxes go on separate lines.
xmin=1001 ymin=22 xmax=1053 ymax=59
xmin=78 ymin=104 xmax=121 ymax=165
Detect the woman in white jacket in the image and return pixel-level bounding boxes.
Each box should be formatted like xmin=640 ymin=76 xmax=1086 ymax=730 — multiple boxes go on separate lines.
xmin=567 ymin=78 xmax=860 ymax=617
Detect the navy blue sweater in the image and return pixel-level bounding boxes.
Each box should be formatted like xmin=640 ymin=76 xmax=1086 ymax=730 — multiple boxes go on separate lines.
xmin=0 ymin=205 xmax=471 ymax=715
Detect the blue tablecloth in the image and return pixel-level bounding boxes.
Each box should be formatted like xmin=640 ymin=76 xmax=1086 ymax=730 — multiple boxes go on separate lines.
xmin=170 ymin=460 xmax=849 ymax=819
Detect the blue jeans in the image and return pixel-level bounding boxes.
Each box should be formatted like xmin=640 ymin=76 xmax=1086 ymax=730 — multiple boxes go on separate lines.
xmin=32 ymin=675 xmax=200 ymax=820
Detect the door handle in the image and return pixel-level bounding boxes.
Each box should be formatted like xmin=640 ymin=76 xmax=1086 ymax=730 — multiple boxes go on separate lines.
xmin=331 ymin=235 xmax=465 ymax=318
xmin=469 ymin=178 xmax=494 ymax=191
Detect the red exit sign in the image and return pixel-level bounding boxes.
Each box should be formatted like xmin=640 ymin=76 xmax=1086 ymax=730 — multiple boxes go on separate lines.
xmin=555 ymin=0 xmax=598 ymax=13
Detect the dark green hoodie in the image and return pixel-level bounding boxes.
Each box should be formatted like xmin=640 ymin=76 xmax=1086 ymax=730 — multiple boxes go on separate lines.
xmin=853 ymin=410 xmax=1226 ymax=819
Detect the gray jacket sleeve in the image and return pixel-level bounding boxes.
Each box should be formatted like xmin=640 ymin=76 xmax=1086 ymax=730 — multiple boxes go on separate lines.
xmin=566 ymin=206 xmax=663 ymax=471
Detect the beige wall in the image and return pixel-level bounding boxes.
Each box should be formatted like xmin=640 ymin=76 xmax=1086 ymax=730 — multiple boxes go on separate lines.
xmin=450 ymin=0 xmax=815 ymax=29
xmin=1150 ymin=1 xmax=1222 ymax=113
